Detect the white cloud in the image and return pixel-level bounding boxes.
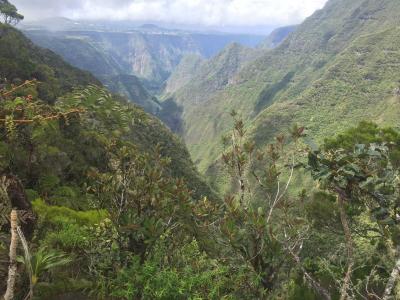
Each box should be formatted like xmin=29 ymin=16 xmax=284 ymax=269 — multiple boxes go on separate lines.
xmin=13 ymin=0 xmax=328 ymax=27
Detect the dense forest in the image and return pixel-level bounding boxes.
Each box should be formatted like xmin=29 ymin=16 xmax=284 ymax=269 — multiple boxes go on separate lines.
xmin=1 ymin=0 xmax=400 ymax=299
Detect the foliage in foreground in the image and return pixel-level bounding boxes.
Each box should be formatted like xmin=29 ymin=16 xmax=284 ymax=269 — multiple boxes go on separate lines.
xmin=1 ymin=79 xmax=400 ymax=299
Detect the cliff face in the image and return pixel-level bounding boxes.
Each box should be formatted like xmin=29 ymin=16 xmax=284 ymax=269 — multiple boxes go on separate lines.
xmin=24 ymin=28 xmax=265 ymax=87
xmin=101 ymin=74 xmax=161 ymax=115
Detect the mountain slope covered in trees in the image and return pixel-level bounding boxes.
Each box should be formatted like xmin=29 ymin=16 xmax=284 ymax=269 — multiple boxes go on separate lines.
xmin=101 ymin=74 xmax=161 ymax=115
xmin=1 ymin=23 xmax=215 ymax=198
xmin=163 ymin=53 xmax=206 ymax=95
xmin=0 ymin=20 xmax=221 ymax=298
xmin=164 ymin=43 xmax=263 ymax=105
xmin=0 ymin=23 xmax=99 ymax=103
xmin=168 ymin=0 xmax=400 ymax=174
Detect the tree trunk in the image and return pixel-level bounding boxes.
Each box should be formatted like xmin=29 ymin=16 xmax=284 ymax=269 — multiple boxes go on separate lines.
xmin=4 ymin=209 xmax=19 ymax=300
xmin=338 ymin=195 xmax=354 ymax=300
xmin=382 ymin=246 xmax=400 ymax=300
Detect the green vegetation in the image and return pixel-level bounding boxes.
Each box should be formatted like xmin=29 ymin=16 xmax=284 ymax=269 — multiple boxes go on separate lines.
xmin=101 ymin=74 xmax=161 ymax=114
xmin=0 ymin=21 xmax=219 ymax=298
xmin=165 ymin=43 xmax=263 ymax=108
xmin=24 ymin=28 xmax=265 ymax=94
xmin=0 ymin=79 xmax=216 ymax=298
xmin=164 ymin=53 xmax=205 ymax=95
xmin=258 ymin=25 xmax=297 ymax=49
xmin=165 ymin=0 xmax=400 ymax=177
xmin=4 ymin=82 xmax=400 ymax=298
xmin=2 ymin=0 xmax=400 ymax=298
xmin=0 ymin=24 xmax=99 ymax=103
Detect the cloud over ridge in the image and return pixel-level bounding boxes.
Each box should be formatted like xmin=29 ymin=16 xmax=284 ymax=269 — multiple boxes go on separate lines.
xmin=14 ymin=0 xmax=327 ymax=27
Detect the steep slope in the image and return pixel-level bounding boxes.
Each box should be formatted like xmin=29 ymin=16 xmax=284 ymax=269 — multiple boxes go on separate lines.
xmin=164 ymin=54 xmax=205 ymax=94
xmin=171 ymin=0 xmax=400 ymax=173
xmin=24 ymin=27 xmax=265 ymax=88
xmin=164 ymin=42 xmax=264 ymax=164
xmin=0 ymin=23 xmax=215 ymax=200
xmin=101 ymin=74 xmax=161 ymax=114
xmin=24 ymin=30 xmax=165 ymax=112
xmin=161 ymin=43 xmax=264 ymax=141
xmin=0 ymin=25 xmax=217 ymax=290
xmin=258 ymin=25 xmax=297 ymax=49
xmin=166 ymin=43 xmax=264 ymax=106
xmin=0 ymin=24 xmax=99 ymax=103
xmin=24 ymin=31 xmax=125 ymax=77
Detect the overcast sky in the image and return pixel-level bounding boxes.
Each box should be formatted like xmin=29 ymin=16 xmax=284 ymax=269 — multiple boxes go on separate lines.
xmin=13 ymin=0 xmax=328 ymax=28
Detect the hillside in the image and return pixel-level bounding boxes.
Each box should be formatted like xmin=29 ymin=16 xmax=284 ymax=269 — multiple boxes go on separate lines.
xmin=0 ymin=23 xmax=99 ymax=103
xmin=101 ymin=74 xmax=161 ymax=114
xmin=258 ymin=25 xmax=297 ymax=49
xmin=24 ymin=26 xmax=265 ymax=90
xmin=0 ymin=23 xmax=215 ymax=200
xmin=21 ymin=31 xmax=125 ymax=77
xmin=164 ymin=43 xmax=264 ymax=104
xmin=164 ymin=42 xmax=264 ymax=106
xmin=160 ymin=43 xmax=264 ymax=136
xmin=164 ymin=53 xmax=205 ymax=94
xmin=167 ymin=0 xmax=400 ymax=173
xmin=0 ymin=20 xmax=231 ymax=299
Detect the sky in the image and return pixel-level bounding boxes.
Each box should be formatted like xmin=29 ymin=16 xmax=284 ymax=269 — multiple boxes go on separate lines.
xmin=13 ymin=0 xmax=328 ymax=32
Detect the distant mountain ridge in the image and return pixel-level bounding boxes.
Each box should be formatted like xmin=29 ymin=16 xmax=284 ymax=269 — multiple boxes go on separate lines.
xmin=258 ymin=25 xmax=298 ymax=48
xmin=19 ymin=17 xmax=275 ymax=35
xmin=22 ymin=19 xmax=265 ymax=86
xmin=21 ymin=20 xmax=267 ymax=116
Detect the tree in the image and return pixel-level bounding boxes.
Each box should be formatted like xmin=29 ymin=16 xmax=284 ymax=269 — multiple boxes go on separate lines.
xmin=17 ymin=246 xmax=71 ymax=299
xmin=91 ymin=143 xmax=193 ymax=259
xmin=200 ymin=111 xmax=332 ymax=298
xmin=308 ymin=140 xmax=400 ymax=299
xmin=0 ymin=81 xmax=84 ymax=298
xmin=0 ymin=0 xmax=24 ymax=25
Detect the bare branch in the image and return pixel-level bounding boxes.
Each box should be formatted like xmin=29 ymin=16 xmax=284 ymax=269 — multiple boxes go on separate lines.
xmin=266 ymin=155 xmax=295 ymax=223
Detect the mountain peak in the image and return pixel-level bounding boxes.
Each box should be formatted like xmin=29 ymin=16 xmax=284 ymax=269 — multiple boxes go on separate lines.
xmin=139 ymin=24 xmax=162 ymax=30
